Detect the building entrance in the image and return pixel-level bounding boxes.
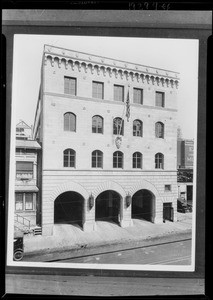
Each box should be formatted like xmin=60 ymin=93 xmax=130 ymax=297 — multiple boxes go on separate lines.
xmin=163 ymin=202 xmax=174 ymax=222
xmin=95 ymin=190 xmax=120 ymax=225
xmin=187 ymin=185 xmax=193 ymax=204
xmin=54 ymin=191 xmax=84 ymax=228
xmin=132 ymin=189 xmax=154 ymax=222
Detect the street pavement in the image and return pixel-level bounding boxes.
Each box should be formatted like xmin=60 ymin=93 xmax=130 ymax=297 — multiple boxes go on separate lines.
xmin=61 ymin=239 xmax=192 ymax=265
xmin=23 ymin=212 xmax=193 ymax=261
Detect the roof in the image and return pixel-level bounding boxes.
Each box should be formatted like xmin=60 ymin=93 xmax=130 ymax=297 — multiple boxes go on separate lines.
xmin=16 ymin=139 xmax=41 ymax=149
xmin=44 ymin=44 xmax=180 ymax=79
xmin=16 ymin=120 xmax=31 ymax=129
xmin=15 ymin=186 xmax=39 ymax=192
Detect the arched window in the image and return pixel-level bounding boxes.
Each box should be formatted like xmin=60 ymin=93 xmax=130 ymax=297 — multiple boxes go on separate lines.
xmin=155 ymin=122 xmax=164 ymax=138
xmin=133 ymin=152 xmax=142 ymax=168
xmin=113 ymin=117 xmax=124 ymax=135
xmin=63 ymin=149 xmax=76 ymax=167
xmin=92 ymin=116 xmax=103 ymax=134
xmin=92 ymin=150 xmax=103 ymax=168
xmin=155 ymin=153 xmax=164 ymax=169
xmin=133 ymin=120 xmax=143 ymax=137
xmin=113 ymin=151 xmax=123 ymax=168
xmin=64 ymin=112 xmax=76 ymax=132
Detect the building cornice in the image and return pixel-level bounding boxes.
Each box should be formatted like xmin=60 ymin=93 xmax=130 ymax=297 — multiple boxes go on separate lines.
xmin=44 ymin=45 xmax=180 ymax=89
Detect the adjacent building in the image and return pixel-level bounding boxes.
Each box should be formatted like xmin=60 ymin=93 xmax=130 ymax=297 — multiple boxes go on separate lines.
xmin=15 ymin=121 xmax=41 ymax=232
xmin=177 ymin=138 xmax=194 ymax=205
xmin=33 ymin=45 xmax=180 ymax=236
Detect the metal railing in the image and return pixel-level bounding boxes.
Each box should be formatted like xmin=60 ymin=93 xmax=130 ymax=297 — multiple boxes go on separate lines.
xmin=14 ymin=213 xmax=31 ymax=229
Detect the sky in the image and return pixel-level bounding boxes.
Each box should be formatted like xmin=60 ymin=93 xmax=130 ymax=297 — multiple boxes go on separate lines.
xmin=12 ymin=35 xmax=199 ymax=139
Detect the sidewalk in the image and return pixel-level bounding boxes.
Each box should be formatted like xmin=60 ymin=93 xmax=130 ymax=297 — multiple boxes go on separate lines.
xmin=23 ymin=212 xmax=193 ymax=261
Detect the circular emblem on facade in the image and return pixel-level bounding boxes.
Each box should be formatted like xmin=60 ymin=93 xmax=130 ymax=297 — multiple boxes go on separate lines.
xmin=115 ymin=136 xmax=122 ymax=149
xmin=135 ymin=66 xmax=138 ymax=70
xmin=146 ymin=68 xmax=149 ymax=72
xmin=101 ymin=59 xmax=105 ymax=63
xmin=75 ymin=53 xmax=79 ymax=58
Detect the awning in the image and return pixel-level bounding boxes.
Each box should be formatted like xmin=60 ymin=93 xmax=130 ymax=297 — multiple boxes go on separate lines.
xmin=16 ymin=139 xmax=41 ymax=149
xmin=15 ymin=186 xmax=39 ymax=192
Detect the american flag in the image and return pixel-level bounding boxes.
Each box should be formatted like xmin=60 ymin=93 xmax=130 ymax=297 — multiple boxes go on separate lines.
xmin=126 ymin=90 xmax=130 ymax=122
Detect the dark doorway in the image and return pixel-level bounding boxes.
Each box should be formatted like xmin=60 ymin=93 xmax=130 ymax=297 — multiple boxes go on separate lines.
xmin=163 ymin=202 xmax=174 ymax=222
xmin=54 ymin=191 xmax=84 ymax=228
xmin=187 ymin=185 xmax=193 ymax=204
xmin=132 ymin=189 xmax=154 ymax=222
xmin=95 ymin=190 xmax=120 ymax=225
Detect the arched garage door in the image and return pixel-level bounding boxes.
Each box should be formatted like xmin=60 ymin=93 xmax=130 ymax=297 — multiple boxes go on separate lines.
xmin=95 ymin=190 xmax=120 ymax=225
xmin=132 ymin=189 xmax=155 ymax=222
xmin=54 ymin=191 xmax=84 ymax=228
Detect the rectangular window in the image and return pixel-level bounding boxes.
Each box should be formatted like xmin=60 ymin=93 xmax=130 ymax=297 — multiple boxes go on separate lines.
xmin=133 ymin=88 xmax=143 ymax=104
xmin=16 ymin=162 xmax=33 ymax=179
xmin=155 ymin=91 xmax=165 ymax=107
xmin=64 ymin=77 xmax=76 ymax=95
xmin=114 ymin=85 xmax=124 ymax=102
xmin=25 ymin=193 xmax=34 ymax=210
xmin=15 ymin=193 xmax=23 ymax=211
xmin=92 ymin=81 xmax=104 ymax=99
xmin=165 ymin=185 xmax=171 ymax=192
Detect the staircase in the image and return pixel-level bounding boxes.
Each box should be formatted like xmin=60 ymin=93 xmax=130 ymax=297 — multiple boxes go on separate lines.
xmin=14 ymin=214 xmax=42 ymax=235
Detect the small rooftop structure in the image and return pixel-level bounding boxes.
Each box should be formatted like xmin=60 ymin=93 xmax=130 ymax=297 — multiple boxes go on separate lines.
xmin=16 ymin=120 xmax=32 ymax=140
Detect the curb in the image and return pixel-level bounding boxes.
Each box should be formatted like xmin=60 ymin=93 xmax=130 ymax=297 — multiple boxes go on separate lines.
xmin=23 ymin=229 xmax=192 ymax=262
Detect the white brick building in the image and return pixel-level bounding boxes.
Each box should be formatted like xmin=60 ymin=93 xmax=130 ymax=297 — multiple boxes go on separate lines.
xmin=33 ymin=45 xmax=180 ymax=236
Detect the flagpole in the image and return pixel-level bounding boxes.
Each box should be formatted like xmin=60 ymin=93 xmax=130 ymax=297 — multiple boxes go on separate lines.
xmin=115 ymin=88 xmax=130 ymax=148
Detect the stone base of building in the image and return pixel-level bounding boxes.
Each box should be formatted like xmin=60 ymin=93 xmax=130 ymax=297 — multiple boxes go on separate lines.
xmin=120 ymin=219 xmax=133 ymax=228
xmin=42 ymin=224 xmax=53 ymax=236
xmin=83 ymin=220 xmax=96 ymax=232
xmin=154 ymin=216 xmax=164 ymax=224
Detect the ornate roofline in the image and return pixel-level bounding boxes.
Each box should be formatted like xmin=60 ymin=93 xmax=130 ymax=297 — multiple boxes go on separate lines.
xmin=43 ymin=44 xmax=180 ymax=88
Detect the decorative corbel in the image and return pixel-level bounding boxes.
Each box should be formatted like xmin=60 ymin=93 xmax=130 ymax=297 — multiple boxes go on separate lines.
xmin=97 ymin=66 xmax=100 ymax=75
xmin=78 ymin=63 xmax=82 ymax=72
xmin=91 ymin=65 xmax=95 ymax=74
xmin=65 ymin=61 xmax=68 ymax=69
xmin=58 ymin=58 xmax=61 ymax=68
xmin=132 ymin=73 xmax=135 ymax=81
xmin=51 ymin=58 xmax=54 ymax=67
xmin=156 ymin=77 xmax=160 ymax=86
xmin=161 ymin=78 xmax=165 ymax=87
xmin=141 ymin=74 xmax=145 ymax=83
